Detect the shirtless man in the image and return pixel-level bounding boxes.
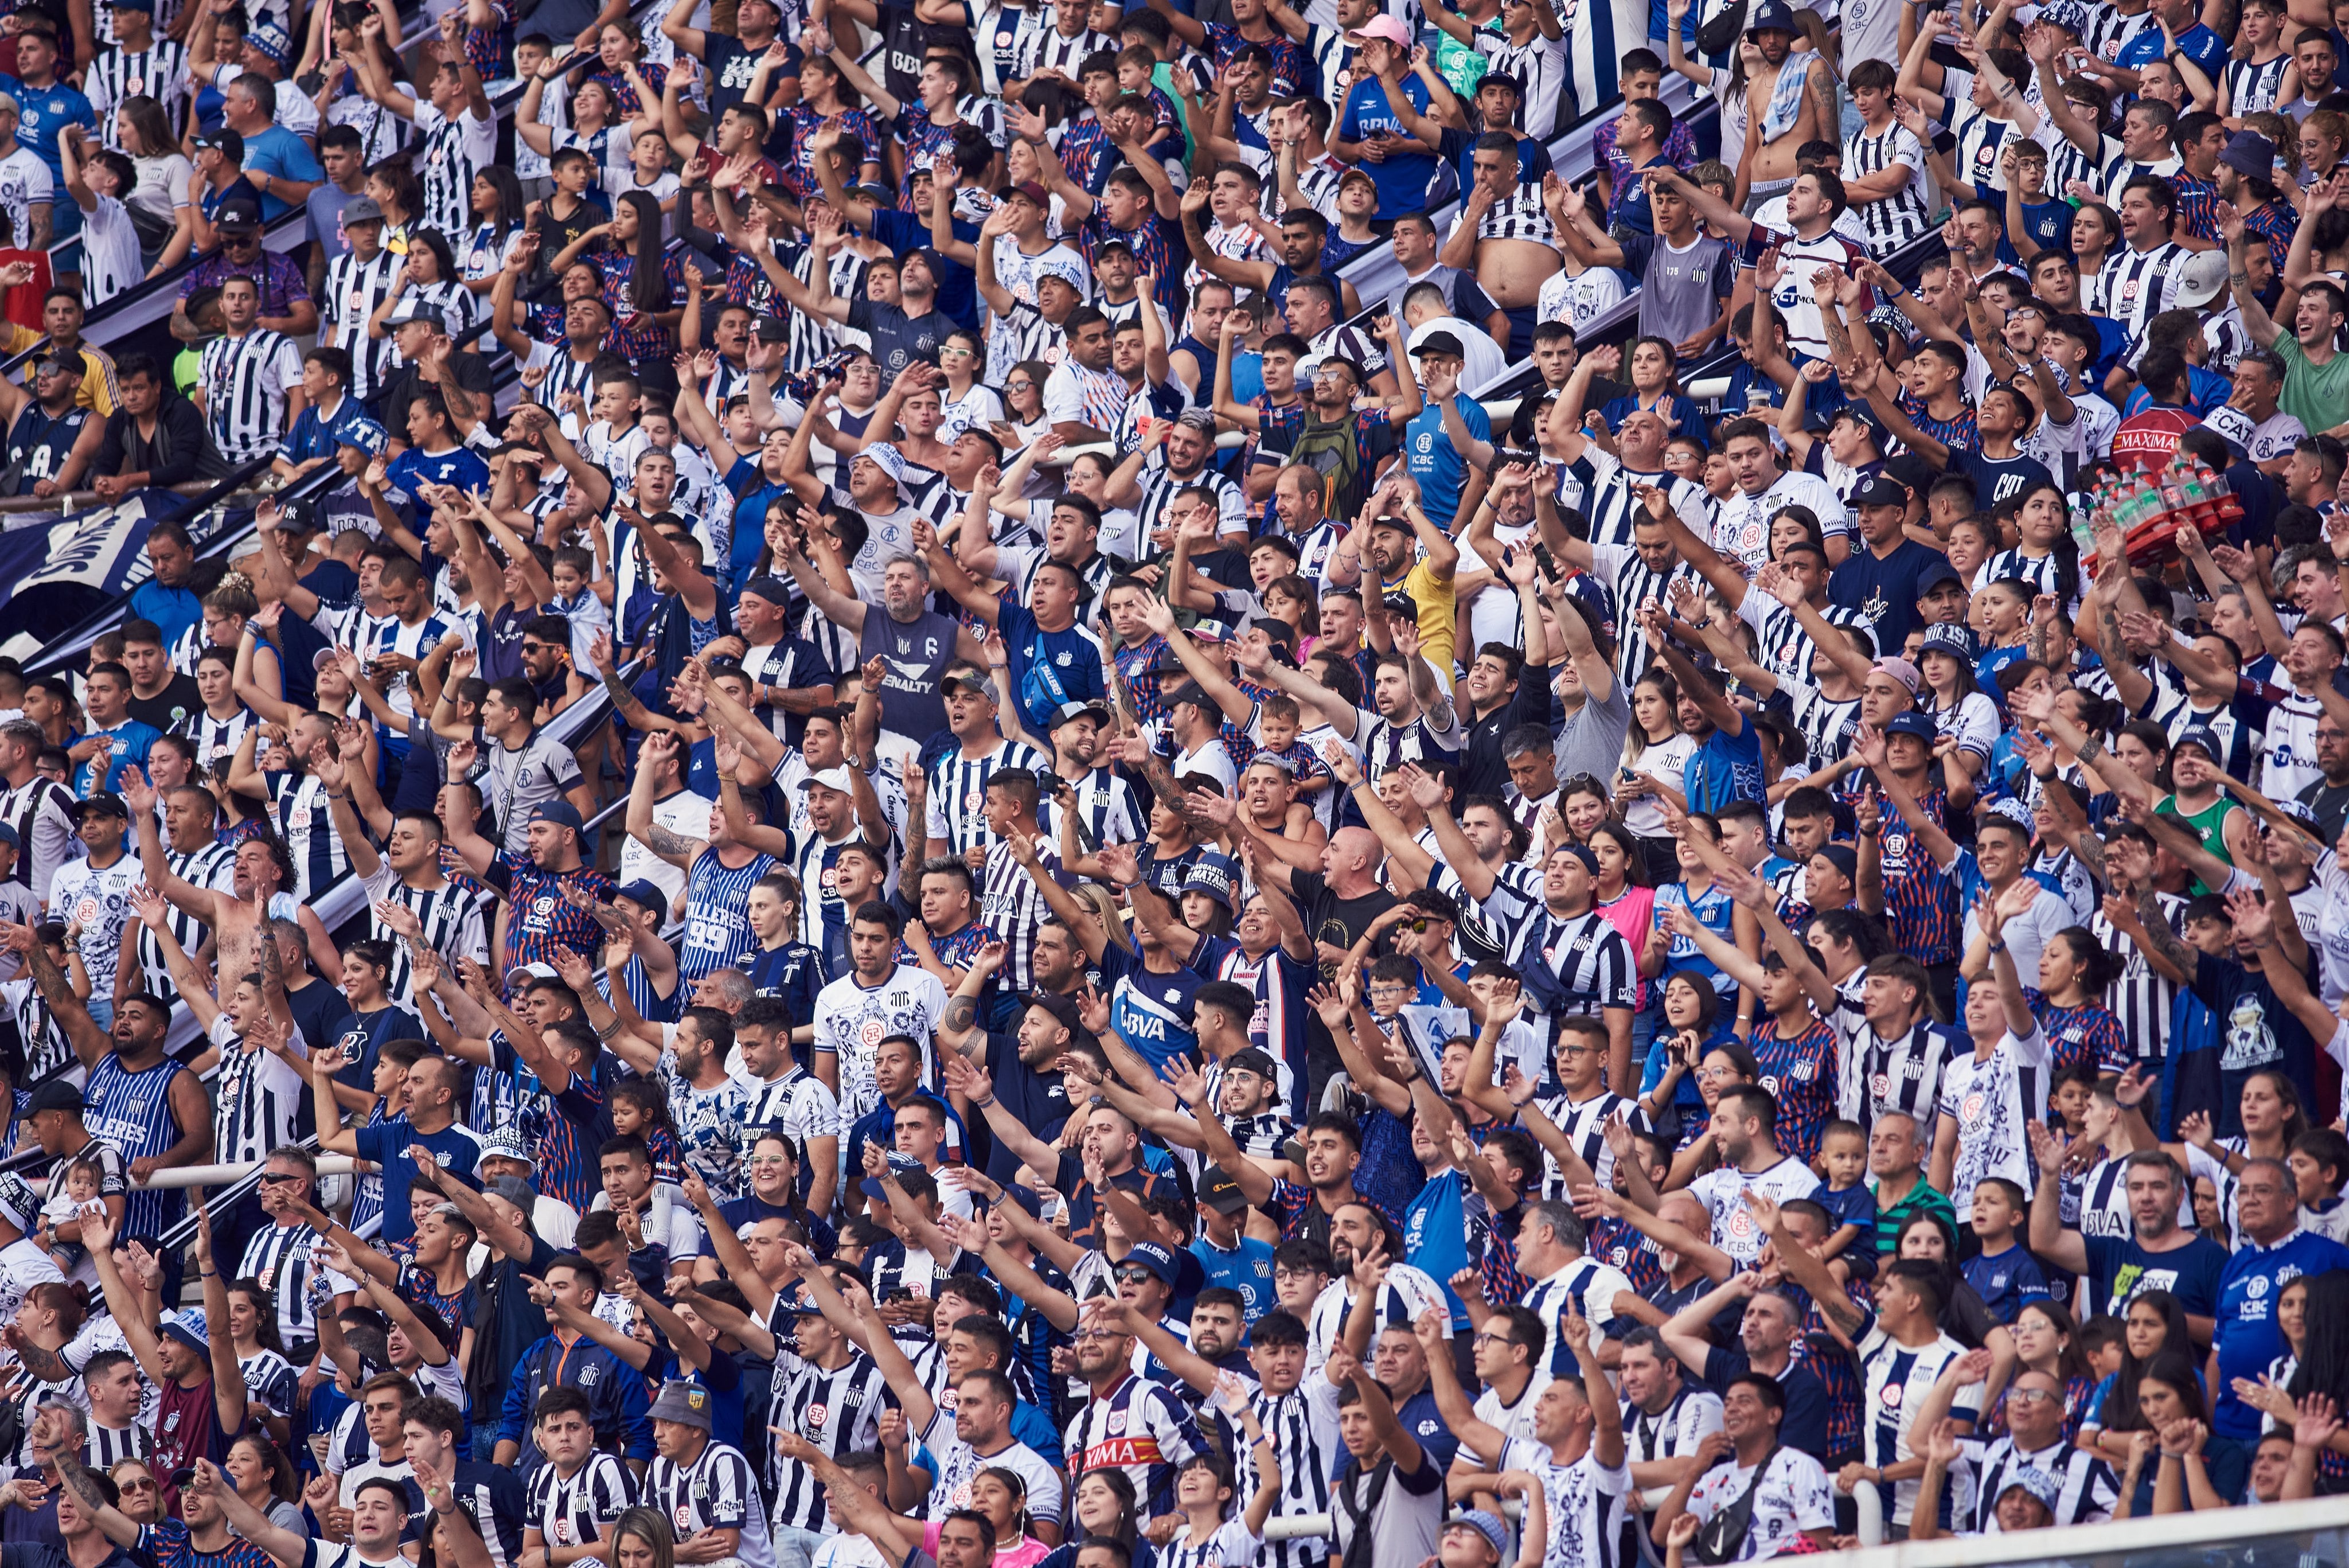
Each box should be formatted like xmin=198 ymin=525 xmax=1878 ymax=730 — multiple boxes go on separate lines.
xmin=1737 ymin=1 xmax=1835 ymax=212
xmin=118 ymin=766 xmax=335 ymax=987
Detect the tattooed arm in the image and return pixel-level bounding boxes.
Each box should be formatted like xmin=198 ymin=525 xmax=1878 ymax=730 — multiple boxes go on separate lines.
xmin=2131 ymin=886 xmax=2201 ymax=982
xmin=50 ymin=1440 xmax=142 ymax=1547
xmin=937 ymin=942 xmax=1007 ymax=1060
xmin=626 ymin=733 xmax=707 ymax=872
xmin=10 ymin=922 xmax=110 ymax=1072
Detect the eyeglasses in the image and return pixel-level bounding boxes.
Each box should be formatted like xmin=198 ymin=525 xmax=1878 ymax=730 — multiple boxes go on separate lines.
xmin=2009 ymin=1388 xmax=2059 ymax=1405
xmin=1471 ymin=1332 xmax=1513 ymax=1348
xmin=748 ymin=1156 xmax=790 ymax=1167
xmin=1005 ymin=380 xmax=1035 ymax=392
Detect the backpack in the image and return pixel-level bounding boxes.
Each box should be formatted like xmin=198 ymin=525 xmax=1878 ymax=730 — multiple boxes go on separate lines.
xmin=1289 ymin=414 xmax=1367 ymax=521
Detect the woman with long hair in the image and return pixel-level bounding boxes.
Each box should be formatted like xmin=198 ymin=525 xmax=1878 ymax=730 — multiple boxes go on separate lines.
xmin=932 ymin=1469 xmax=1051 ymax=1568
xmin=2028 ymin=928 xmax=2126 ymax=1078
xmin=224 ymin=1278 xmax=295 ymax=1443
xmin=2129 ymin=1350 xmax=2247 ymax=1512
xmin=362 ymin=158 xmax=422 ymax=255
xmin=461 ymin=167 xmax=530 ymax=291
xmin=367 ymin=228 xmax=480 ymax=343
xmin=605 ymin=1510 xmax=677 ymax=1568
xmin=2297 ymin=108 xmax=2349 ymax=196
xmin=1945 ymin=514 xmax=1998 ymax=595
xmin=115 ymin=96 xmax=194 ymax=268
xmin=936 ymin=326 xmax=1004 ymax=440
xmin=1619 ymin=671 xmax=1696 ymax=879
xmin=1642 ymin=814 xmax=1746 ymax=1102
xmin=1034 ymin=1468 xmax=1156 ymax=1568
xmin=551 ymin=188 xmax=696 ymax=382
xmin=1004 ymin=357 xmax=1052 ymax=445
xmin=2073 ymin=202 xmax=2122 ymax=312
xmin=1917 ymin=627 xmax=2000 ymax=782
xmin=1978 ymin=481 xmax=2084 ymax=613
xmin=1597 ymin=336 xmax=1704 ymax=439
xmin=2081 ymin=1290 xmax=2197 ymax=1458
xmin=2174 ymin=1068 xmax=2309 ymax=1247
xmin=1987 ymin=1298 xmax=2098 ymax=1441
xmin=586 ymin=23 xmax=666 ymax=118
xmin=224 ymin=1433 xmax=305 ymax=1532
xmin=2234 ymin=1273 xmax=2314 ymax=1435
xmin=1634 ymin=965 xmax=1735 ymax=1137
xmin=1893 ymin=1209 xmax=2000 ymax=1349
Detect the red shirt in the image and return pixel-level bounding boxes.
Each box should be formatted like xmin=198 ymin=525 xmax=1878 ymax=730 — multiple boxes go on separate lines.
xmin=0 ymin=248 xmax=52 ymax=331
xmin=2112 ymin=405 xmax=2199 ymax=471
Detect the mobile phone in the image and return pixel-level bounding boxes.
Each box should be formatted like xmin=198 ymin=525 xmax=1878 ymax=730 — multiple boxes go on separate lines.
xmin=1531 ymin=543 xmax=1558 ymax=576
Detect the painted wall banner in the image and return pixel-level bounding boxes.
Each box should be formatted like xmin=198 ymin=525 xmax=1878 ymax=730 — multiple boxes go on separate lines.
xmin=0 ymin=492 xmax=207 ymax=651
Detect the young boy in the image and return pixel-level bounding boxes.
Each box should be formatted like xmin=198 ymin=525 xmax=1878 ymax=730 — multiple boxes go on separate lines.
xmin=1250 ymin=693 xmax=1330 ymax=806
xmin=1961 ymin=1176 xmax=2051 ymax=1324
xmin=578 ymin=366 xmax=647 ymax=474
xmin=1811 ymin=1118 xmax=1875 ymax=1265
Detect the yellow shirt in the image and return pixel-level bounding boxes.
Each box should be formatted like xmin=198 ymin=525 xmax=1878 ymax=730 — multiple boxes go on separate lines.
xmin=1 ymin=322 xmax=118 ymax=416
xmin=1380 ymin=556 xmax=1458 ymax=684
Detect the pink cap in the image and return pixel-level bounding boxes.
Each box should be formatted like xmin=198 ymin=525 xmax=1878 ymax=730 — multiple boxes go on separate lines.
xmin=1347 ymin=14 xmax=1413 ymax=46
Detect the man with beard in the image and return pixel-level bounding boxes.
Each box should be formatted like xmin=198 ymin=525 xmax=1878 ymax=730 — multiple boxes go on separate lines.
xmin=962 ymin=489 xmax=1118 ymax=613
xmin=1039 ymin=701 xmax=1144 ymax=851
xmin=778 ymin=540 xmax=982 ymax=765
xmin=1254 ymin=352 xmax=1412 ymax=526
xmin=1061 ymin=1311 xmax=1206 ymax=1515
xmin=938 ymin=947 xmax=1082 ymax=1185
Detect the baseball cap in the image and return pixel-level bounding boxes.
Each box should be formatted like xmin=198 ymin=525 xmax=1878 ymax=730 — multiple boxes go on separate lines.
xmin=2174 ymin=724 xmax=2223 ymax=761
xmin=1915 ymin=560 xmax=1966 ymax=596
xmin=1918 ymin=623 xmax=1976 ymax=661
xmin=739 ymin=575 xmax=793 ymax=607
xmin=212 ymin=195 xmax=262 ymax=229
xmin=1411 ymin=330 xmax=1466 ymax=360
xmin=71 ymin=793 xmax=128 ymax=821
xmin=485 ymin=1173 xmax=536 ymax=1207
xmin=1878 ymin=656 xmax=1922 ymax=695
xmin=1883 ymin=711 xmax=1937 ymax=742
xmin=798 ymin=766 xmax=857 ymax=795
xmin=1345 ymin=13 xmax=1411 ymax=45
xmin=25 ymin=1080 xmax=82 ymax=1116
xmin=528 ymin=801 xmax=584 ymax=833
xmin=1854 ymin=475 xmax=1910 ymax=510
xmin=1049 ymin=700 xmax=1112 ymax=729
xmin=2171 ymin=249 xmax=2231 ymax=310
xmin=1183 ymin=851 xmax=1239 ymax=908
xmin=505 ymin=961 xmax=561 ymax=989
xmin=1748 ymin=0 xmax=1797 ymax=29
xmin=387 ymin=298 xmax=447 ymax=330
xmin=1026 ymin=990 xmax=1083 ymax=1033
xmin=335 ymin=416 xmax=391 ymax=456
xmin=1997 ymin=1465 xmax=2063 ymax=1509
xmin=192 ymin=128 xmax=243 ymax=160
xmin=1197 ymin=1165 xmax=1250 ymax=1214
xmin=1556 ymin=844 xmax=1599 ymax=874
xmin=995 ymin=179 xmax=1049 ymax=207
xmin=612 ymin=877 xmax=666 ymax=910
xmin=340 ymin=195 xmax=385 ymax=225
xmin=0 ymin=824 xmax=17 ymax=849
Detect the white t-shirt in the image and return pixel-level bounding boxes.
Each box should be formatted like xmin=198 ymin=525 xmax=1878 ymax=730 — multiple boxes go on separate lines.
xmin=1681 ymin=1448 xmax=1836 ymax=1561
xmin=0 ymin=147 xmax=54 ymax=250
xmin=1683 ymin=1155 xmax=1823 ymax=1266
xmin=80 ymin=192 xmax=143 ymax=306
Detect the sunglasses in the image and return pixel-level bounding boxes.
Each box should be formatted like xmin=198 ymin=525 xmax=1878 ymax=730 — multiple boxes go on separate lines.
xmin=1113 ymin=1267 xmax=1157 ymax=1284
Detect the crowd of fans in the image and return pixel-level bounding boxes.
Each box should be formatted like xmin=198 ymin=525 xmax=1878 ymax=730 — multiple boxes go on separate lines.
xmin=0 ymin=0 xmax=2346 ymax=1564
